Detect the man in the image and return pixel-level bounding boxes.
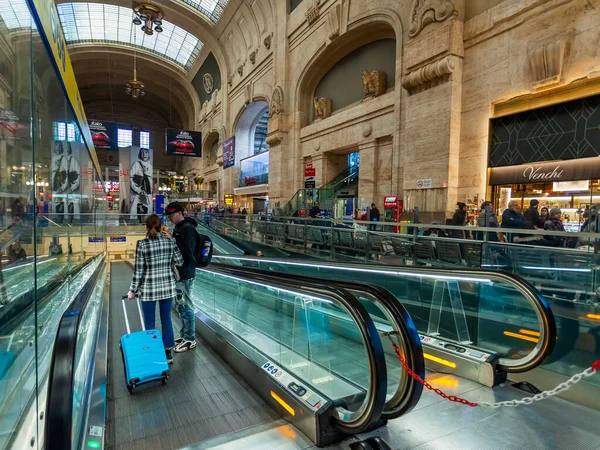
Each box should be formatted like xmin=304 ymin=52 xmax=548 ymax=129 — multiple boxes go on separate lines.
xmin=544 ymin=207 xmax=565 ymax=247
xmin=524 ymin=199 xmax=544 ymax=228
xmin=502 ymin=200 xmax=526 ymax=242
xmin=163 ymin=202 xmax=198 ymax=353
xmin=368 ymin=203 xmax=380 ymax=231
xmin=309 ymin=201 xmax=320 ymax=218
xmin=8 ymin=241 xmax=26 ymax=263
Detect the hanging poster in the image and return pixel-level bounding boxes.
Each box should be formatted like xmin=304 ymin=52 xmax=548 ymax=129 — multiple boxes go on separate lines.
xmin=223 ymin=136 xmax=235 ymax=169
xmin=166 ymin=129 xmax=202 ymax=157
xmin=129 ymin=146 xmax=153 ymax=220
xmin=51 ymin=140 xmax=82 ymax=223
xmin=88 ymin=120 xmax=119 ymax=150
xmin=304 ymin=164 xmax=316 ymax=189
xmin=118 ymin=147 xmax=131 ymax=216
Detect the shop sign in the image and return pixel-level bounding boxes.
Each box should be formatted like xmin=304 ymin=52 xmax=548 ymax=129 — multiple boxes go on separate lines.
xmin=88 ymin=236 xmax=104 ymax=243
xmin=224 ymin=194 xmax=234 ymax=205
xmin=489 ymin=156 xmax=600 ymax=185
xmin=304 ymin=164 xmax=316 ymax=189
xmin=244 ymin=176 xmax=257 ymax=185
xmin=384 ymin=196 xmax=398 ymax=208
xmin=109 ymin=236 xmax=126 ymax=242
xmin=416 ymin=179 xmax=432 ymax=189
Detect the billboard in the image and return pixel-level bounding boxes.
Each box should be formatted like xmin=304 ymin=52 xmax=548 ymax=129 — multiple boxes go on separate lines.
xmin=304 ymin=163 xmax=316 ymax=189
xmin=128 ymin=146 xmax=153 ymax=219
xmin=166 ymin=128 xmax=202 ymax=157
xmin=89 ymin=120 xmax=119 ymax=150
xmin=51 ymin=140 xmax=84 ymax=222
xmin=223 ymin=136 xmax=235 ymax=168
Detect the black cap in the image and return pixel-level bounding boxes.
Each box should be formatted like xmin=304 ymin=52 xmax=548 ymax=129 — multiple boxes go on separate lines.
xmin=164 ymin=202 xmax=184 ymax=216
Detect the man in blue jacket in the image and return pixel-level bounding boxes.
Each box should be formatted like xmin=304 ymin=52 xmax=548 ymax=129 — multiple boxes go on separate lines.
xmin=502 ymin=200 xmax=526 ymax=242
xmin=163 ymin=202 xmax=198 ymax=353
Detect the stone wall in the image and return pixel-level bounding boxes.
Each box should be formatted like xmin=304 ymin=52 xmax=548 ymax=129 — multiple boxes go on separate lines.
xmin=184 ymin=0 xmax=600 ymax=218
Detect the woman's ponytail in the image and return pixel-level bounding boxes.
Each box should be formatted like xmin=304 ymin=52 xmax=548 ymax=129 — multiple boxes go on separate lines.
xmin=145 ymin=214 xmax=162 ymax=240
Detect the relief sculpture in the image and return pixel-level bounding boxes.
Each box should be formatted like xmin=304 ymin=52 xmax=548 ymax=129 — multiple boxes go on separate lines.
xmin=313 ymin=97 xmax=332 ymax=120
xmin=362 ymin=70 xmax=387 ymax=99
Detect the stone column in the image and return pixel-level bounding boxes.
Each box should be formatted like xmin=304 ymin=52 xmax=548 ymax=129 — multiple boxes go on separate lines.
xmin=357 ymin=139 xmax=378 ymax=215
xmin=400 ymin=16 xmax=464 ymax=221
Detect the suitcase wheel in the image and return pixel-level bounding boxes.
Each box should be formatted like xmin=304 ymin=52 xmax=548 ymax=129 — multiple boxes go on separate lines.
xmin=161 ymin=378 xmax=167 ymax=386
xmin=128 ymin=383 xmax=135 ymax=394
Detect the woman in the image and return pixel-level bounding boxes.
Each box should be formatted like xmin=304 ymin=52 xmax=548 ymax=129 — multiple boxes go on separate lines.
xmin=127 ymin=214 xmax=183 ymax=363
xmin=130 ymin=148 xmax=152 ymax=223
xmin=450 ymin=202 xmax=470 ymax=239
xmin=540 ymin=207 xmax=549 ymax=224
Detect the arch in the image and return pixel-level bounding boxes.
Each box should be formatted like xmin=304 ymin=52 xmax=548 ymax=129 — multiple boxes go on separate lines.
xmin=203 ymin=130 xmax=220 ymax=165
xmin=295 ymin=9 xmax=403 ymax=126
xmin=233 ymin=100 xmax=269 ymax=166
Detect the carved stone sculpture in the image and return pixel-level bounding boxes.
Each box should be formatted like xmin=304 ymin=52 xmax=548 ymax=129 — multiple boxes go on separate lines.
xmin=528 ymin=39 xmax=566 ymax=89
xmin=408 ymin=0 xmax=455 ymax=38
xmin=401 ymin=55 xmax=457 ymax=94
xmin=327 ymin=3 xmax=341 ymax=40
xmin=306 ymin=0 xmax=321 ymax=25
xmin=362 ymin=70 xmax=387 ymax=99
xmin=269 ymin=86 xmax=284 ymax=117
xmin=227 ymin=75 xmax=233 ymax=87
xmin=249 ymin=50 xmax=256 ymax=64
xmin=264 ymin=34 xmax=272 ymax=50
xmin=313 ymin=97 xmax=332 ymax=120
xmin=237 ymin=64 xmax=244 ymax=76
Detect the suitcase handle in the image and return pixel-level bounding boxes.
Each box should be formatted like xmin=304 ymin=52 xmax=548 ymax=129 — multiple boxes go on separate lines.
xmin=121 ymin=295 xmax=145 ymax=334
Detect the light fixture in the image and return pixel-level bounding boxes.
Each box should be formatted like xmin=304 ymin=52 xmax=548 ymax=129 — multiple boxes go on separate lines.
xmin=132 ymin=3 xmax=164 ymax=36
xmin=125 ymin=27 xmax=145 ymax=99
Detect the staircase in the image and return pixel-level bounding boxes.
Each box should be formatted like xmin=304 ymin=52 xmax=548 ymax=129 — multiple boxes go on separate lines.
xmin=279 ymin=166 xmax=358 ymax=217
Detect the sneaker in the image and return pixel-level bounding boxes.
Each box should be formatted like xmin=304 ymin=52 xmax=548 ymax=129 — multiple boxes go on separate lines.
xmin=174 ymin=340 xmax=196 ymax=353
xmin=165 ymin=349 xmax=174 ymax=364
xmin=174 ymin=338 xmax=184 ymax=346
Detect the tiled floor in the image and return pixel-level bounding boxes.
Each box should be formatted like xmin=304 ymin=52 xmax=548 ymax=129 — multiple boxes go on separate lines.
xmin=105 ymin=263 xmax=279 ymax=450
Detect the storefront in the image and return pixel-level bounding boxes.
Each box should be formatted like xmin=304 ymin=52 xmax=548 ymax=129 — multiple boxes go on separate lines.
xmin=489 ymin=93 xmax=600 ymax=231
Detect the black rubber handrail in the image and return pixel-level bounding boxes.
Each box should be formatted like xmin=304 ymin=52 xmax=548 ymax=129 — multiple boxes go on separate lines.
xmin=44 ymin=256 xmax=105 ymax=450
xmin=199 ymin=264 xmax=388 ymax=435
xmin=214 ymin=262 xmax=425 ymax=420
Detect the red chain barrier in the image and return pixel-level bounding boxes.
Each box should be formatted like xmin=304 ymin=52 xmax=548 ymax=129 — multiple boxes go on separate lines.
xmin=390 ymin=338 xmax=600 ymax=409
xmin=389 ymin=341 xmax=478 ymax=407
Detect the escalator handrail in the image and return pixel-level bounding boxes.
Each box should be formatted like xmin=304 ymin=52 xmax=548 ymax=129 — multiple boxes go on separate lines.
xmin=214 ymin=262 xmax=425 ymax=420
xmin=199 ymin=264 xmax=388 ymax=435
xmin=213 ymin=255 xmax=557 ymax=374
xmin=44 ymin=256 xmax=106 ymax=450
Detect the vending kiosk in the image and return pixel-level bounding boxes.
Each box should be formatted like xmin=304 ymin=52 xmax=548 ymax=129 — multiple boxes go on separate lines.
xmin=383 ymin=196 xmax=403 ymax=232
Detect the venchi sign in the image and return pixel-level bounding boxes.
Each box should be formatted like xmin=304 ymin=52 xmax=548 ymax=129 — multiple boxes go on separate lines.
xmin=489 ymin=156 xmax=600 ymax=185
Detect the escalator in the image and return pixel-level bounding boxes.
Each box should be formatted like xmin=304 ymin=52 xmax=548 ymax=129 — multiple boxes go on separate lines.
xmin=43 ymin=260 xmax=425 ymax=449
xmin=213 ymin=255 xmax=557 ymax=386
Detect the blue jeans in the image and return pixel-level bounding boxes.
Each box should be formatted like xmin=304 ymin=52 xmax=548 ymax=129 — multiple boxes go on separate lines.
xmin=176 ymin=278 xmax=196 ymax=341
xmin=141 ymin=298 xmax=175 ymax=349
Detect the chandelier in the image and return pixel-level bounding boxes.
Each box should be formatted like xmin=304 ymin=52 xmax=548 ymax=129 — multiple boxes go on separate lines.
xmin=132 ymin=2 xmax=164 ymax=35
xmin=125 ymin=28 xmax=145 ymax=99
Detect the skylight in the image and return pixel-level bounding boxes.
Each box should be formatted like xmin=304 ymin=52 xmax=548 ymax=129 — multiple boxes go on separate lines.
xmin=178 ymin=0 xmax=230 ymax=23
xmin=0 ymin=0 xmax=34 ymax=30
xmin=56 ymin=3 xmax=203 ymax=70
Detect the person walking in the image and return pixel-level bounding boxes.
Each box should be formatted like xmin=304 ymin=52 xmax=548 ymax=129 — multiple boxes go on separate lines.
xmin=502 ymin=200 xmax=527 ymax=243
xmin=450 ymin=202 xmax=469 ymax=239
xmin=368 ymin=203 xmax=380 ymax=231
xmin=524 ymin=199 xmax=544 ymax=228
xmin=309 ymin=201 xmax=321 ymax=218
xmin=127 ymin=214 xmax=183 ymax=364
xmin=163 ymin=202 xmax=198 ymax=353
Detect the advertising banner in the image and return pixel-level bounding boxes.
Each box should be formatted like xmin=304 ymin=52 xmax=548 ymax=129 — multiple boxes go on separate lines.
xmin=118 ymin=147 xmax=131 ymax=215
xmin=26 ymin=0 xmax=100 ymax=174
xmin=223 ymin=136 xmax=235 ymax=169
xmin=166 ymin=129 xmax=202 ymax=157
xmin=51 ymin=140 xmax=82 ymax=222
xmin=89 ymin=120 xmax=119 ymax=150
xmin=304 ymin=163 xmax=316 ymax=189
xmin=129 ymin=146 xmax=153 ymax=219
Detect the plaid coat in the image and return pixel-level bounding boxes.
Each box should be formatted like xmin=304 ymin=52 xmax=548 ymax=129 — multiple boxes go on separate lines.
xmin=130 ymin=234 xmax=183 ymax=301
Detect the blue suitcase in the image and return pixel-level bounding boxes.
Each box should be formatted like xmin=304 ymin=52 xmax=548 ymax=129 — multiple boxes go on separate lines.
xmin=0 ymin=335 xmax=15 ymax=380
xmin=120 ymin=297 xmax=170 ymax=394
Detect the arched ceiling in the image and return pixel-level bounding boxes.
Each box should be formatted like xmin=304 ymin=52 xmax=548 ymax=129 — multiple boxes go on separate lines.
xmin=51 ymin=0 xmax=235 ymax=138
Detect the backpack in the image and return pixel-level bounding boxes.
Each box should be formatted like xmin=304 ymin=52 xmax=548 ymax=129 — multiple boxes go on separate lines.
xmin=195 ymin=232 xmax=213 ymax=267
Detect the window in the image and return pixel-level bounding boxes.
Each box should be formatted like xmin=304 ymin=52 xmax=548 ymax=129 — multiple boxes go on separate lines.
xmin=253 ymin=110 xmax=269 ymax=155
xmin=54 ymin=122 xmax=67 ymax=141
xmin=0 ymin=0 xmax=34 ymax=30
xmin=56 ymin=3 xmax=204 ymax=70
xmin=140 ymin=130 xmax=150 ymax=148
xmin=118 ymin=128 xmax=133 ymax=147
xmin=178 ymin=0 xmax=231 ymax=23
xmin=67 ymin=123 xmax=76 ymax=142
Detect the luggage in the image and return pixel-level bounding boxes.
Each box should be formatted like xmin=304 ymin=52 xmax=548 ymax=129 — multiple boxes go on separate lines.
xmin=119 ymin=296 xmax=170 ymax=393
